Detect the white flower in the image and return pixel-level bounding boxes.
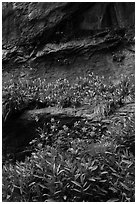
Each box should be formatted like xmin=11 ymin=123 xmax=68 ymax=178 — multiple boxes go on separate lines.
xmin=51 ymin=118 xmax=55 ymax=122
xmin=38 ymin=143 xmax=42 ymax=148
xmin=82 ymin=127 xmax=87 ymax=132
xmin=63 ymin=125 xmax=68 ymax=131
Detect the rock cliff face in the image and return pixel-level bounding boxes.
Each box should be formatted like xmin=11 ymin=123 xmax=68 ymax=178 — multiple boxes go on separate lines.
xmin=2 ymin=2 xmax=135 ymax=162
xmin=2 ymin=2 xmax=135 ymax=50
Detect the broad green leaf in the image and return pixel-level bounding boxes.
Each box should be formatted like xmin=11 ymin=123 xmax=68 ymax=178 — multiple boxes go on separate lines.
xmin=100 ymin=188 xmax=108 ymax=193
xmin=80 ymin=174 xmax=85 ymax=184
xmin=83 ymin=181 xmax=88 ymax=188
xmin=57 ymin=169 xmax=65 ymax=176
xmin=89 ymin=165 xmax=98 ymax=172
xmin=45 ymin=160 xmax=52 ymax=166
xmin=75 ymin=173 xmax=81 ymax=180
xmin=53 ymin=163 xmax=56 ymax=172
xmin=83 ymin=184 xmax=91 ymax=192
xmin=119 ymin=182 xmax=130 ymax=191
xmin=99 ymin=179 xmax=107 ymax=183
xmin=73 ymin=188 xmax=81 ymax=193
xmin=36 ymin=164 xmax=43 ymax=171
xmin=105 ymin=151 xmax=113 ymax=155
xmin=56 ymin=164 xmax=61 ymax=173
xmin=29 ymin=182 xmax=36 ymax=187
xmin=45 ymin=199 xmax=56 ymax=202
xmin=88 ymin=178 xmax=96 ymax=182
xmin=121 ymin=159 xmax=132 ymax=165
xmin=71 ymin=181 xmax=82 ymax=188
xmin=109 ymin=187 xmax=118 ymax=193
xmin=54 ymin=190 xmax=61 ymax=195
xmin=85 ymin=192 xmax=93 ymax=196
xmin=112 ymin=173 xmax=122 ymax=178
xmin=107 ymin=198 xmax=119 ymax=202
xmin=100 ymin=171 xmax=108 ymax=175
xmin=16 ymin=169 xmax=21 ymax=175
xmin=33 ymin=175 xmax=44 ymax=179
xmin=109 ymin=166 xmax=116 ymax=172
xmin=38 ymin=183 xmax=47 ymax=189
xmin=64 ymin=167 xmax=71 ymax=172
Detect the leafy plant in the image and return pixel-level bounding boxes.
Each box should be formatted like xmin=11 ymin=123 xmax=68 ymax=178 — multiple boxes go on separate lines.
xmin=3 ymin=144 xmax=135 ymax=202
xmin=2 ymin=72 xmax=135 ymax=202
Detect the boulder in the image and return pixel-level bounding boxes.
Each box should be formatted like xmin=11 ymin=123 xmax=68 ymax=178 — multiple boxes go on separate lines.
xmin=2 ymin=2 xmax=135 ymax=50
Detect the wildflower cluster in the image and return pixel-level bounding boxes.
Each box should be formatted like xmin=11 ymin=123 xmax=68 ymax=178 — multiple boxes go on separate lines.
xmin=2 ymin=73 xmax=134 ymax=121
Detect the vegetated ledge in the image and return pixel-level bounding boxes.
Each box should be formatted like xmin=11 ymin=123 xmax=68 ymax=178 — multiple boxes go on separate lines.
xmin=21 ymin=106 xmax=99 ymax=121
xmin=20 ymin=101 xmax=135 ymax=123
